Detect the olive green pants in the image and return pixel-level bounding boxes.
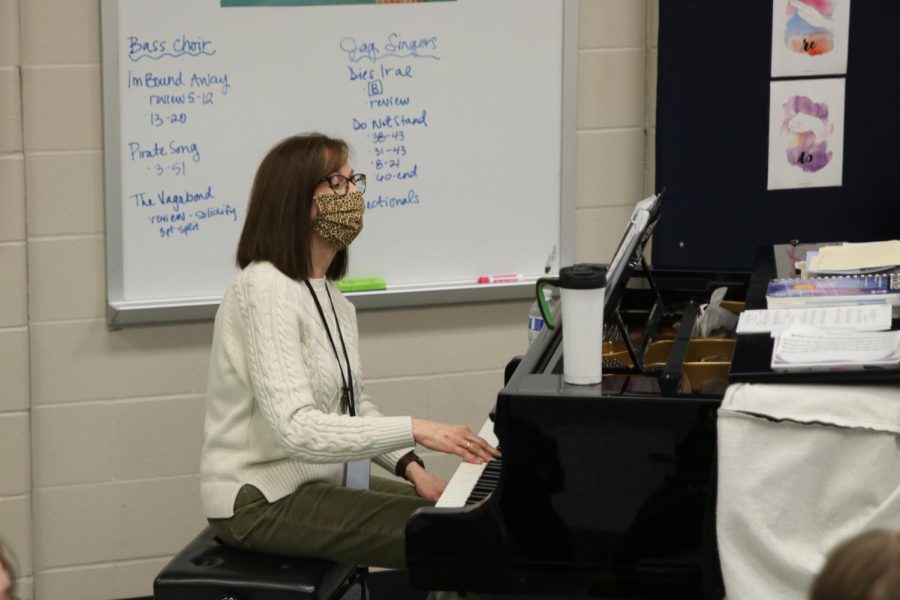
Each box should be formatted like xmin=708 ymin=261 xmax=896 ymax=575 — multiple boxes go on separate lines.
xmin=208 ymin=477 xmax=432 ymax=569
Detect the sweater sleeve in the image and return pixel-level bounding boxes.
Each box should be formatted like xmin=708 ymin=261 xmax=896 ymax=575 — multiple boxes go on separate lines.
xmin=339 ymin=289 xmax=417 ymax=474
xmin=234 ymin=267 xmax=414 ymax=463
xmin=357 ymin=389 xmax=416 ymax=475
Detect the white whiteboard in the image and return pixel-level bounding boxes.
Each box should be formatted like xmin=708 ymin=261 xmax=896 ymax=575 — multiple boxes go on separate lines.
xmin=101 ymin=0 xmax=577 ymax=325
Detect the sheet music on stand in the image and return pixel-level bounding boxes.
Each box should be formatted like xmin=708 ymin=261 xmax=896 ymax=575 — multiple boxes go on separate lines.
xmin=605 ymin=194 xmax=661 ymax=295
xmin=771 ymin=324 xmax=900 ymax=371
xmin=599 ymin=192 xmax=665 ymax=373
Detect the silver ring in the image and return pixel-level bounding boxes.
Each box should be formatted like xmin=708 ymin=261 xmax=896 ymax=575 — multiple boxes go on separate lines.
xmin=466 ymin=441 xmax=471 ymax=450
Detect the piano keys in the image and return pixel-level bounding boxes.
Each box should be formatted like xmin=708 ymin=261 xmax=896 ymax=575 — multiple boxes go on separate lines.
xmin=435 ymin=419 xmax=500 ymax=509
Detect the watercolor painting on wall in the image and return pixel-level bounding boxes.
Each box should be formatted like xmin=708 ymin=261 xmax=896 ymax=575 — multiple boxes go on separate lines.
xmin=771 ymin=0 xmax=851 ymax=77
xmin=767 ymin=78 xmax=845 ymax=190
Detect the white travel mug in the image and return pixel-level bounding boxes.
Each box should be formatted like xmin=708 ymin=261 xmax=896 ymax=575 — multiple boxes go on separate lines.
xmin=536 ymin=264 xmax=608 ymax=385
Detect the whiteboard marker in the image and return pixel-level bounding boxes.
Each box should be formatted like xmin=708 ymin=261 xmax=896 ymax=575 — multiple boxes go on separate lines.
xmin=336 ymin=277 xmax=387 ymax=292
xmin=478 ymin=274 xmax=523 ymax=284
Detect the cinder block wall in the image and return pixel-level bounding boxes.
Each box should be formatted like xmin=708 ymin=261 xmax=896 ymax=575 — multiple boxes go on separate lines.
xmin=0 ymin=1 xmax=656 ymax=598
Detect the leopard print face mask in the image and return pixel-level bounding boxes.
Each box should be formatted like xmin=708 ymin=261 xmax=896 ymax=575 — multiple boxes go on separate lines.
xmin=312 ymin=191 xmax=365 ymax=250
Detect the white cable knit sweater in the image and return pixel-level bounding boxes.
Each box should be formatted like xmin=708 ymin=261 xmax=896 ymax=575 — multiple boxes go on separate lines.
xmin=200 ymin=261 xmax=415 ymax=518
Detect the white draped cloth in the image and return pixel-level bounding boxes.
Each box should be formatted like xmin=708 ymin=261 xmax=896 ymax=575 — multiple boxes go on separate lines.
xmin=717 ymin=382 xmax=900 ymax=600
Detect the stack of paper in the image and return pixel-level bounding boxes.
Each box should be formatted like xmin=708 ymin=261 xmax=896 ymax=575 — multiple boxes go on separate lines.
xmin=771 ymin=324 xmax=900 ymax=371
xmin=737 ymin=304 xmax=893 ymax=335
xmin=807 ymin=240 xmax=900 ymax=275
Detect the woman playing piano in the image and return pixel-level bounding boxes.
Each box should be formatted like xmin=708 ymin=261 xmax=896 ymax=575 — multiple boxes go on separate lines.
xmin=200 ymin=133 xmax=499 ymax=570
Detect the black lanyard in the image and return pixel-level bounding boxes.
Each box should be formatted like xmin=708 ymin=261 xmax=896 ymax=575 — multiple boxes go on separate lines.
xmin=304 ymin=280 xmax=356 ymax=416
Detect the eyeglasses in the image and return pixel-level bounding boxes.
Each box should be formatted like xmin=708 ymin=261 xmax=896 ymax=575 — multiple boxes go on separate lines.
xmin=319 ymin=173 xmax=366 ymax=196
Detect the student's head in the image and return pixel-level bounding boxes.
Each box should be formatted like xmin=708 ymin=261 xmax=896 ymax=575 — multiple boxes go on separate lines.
xmin=237 ymin=133 xmax=354 ymax=280
xmin=0 ymin=539 xmax=16 ymax=600
xmin=810 ymin=529 xmax=900 ymax=600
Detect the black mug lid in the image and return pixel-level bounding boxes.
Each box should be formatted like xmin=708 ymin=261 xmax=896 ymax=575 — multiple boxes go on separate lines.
xmin=559 ymin=263 xmax=607 ymax=289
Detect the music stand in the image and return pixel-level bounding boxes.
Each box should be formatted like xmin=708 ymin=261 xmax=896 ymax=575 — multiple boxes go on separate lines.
xmin=603 ymin=191 xmax=666 ymax=373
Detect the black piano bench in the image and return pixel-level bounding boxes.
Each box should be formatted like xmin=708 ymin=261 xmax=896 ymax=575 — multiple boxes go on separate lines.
xmin=154 ymin=527 xmax=367 ymax=600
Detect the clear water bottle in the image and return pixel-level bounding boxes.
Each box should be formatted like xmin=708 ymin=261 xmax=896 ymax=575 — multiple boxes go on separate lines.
xmin=528 ymin=289 xmax=553 ymax=344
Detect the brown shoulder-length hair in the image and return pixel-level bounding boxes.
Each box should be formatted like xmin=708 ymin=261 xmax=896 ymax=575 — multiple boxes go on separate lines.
xmin=237 ymin=133 xmax=350 ymax=280
xmin=810 ymin=529 xmax=900 ymax=600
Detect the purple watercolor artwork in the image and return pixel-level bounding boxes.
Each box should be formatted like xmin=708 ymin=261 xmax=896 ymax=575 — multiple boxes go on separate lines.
xmin=768 ymin=78 xmax=844 ymax=190
xmin=781 ymin=94 xmax=833 ymax=172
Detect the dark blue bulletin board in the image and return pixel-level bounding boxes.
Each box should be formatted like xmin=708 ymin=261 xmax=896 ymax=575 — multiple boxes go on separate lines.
xmin=653 ymin=1 xmax=900 ymax=271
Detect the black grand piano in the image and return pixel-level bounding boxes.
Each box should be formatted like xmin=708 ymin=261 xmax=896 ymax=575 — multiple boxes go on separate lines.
xmin=406 ymin=194 xmax=750 ymax=598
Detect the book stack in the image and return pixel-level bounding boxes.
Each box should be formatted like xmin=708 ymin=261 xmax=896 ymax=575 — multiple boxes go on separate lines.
xmin=766 ymin=272 xmax=900 ymax=316
xmin=766 ymin=241 xmax=900 ymax=372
